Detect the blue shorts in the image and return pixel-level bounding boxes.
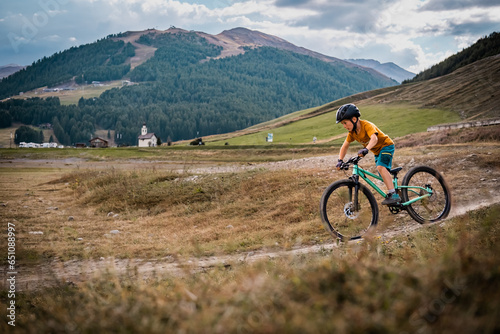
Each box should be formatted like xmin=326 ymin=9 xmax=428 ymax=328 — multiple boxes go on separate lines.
xmin=375 ymin=145 xmax=395 ymax=170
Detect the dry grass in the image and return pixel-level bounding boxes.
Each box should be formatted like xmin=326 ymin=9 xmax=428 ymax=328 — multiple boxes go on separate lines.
xmin=1 ymin=205 xmax=499 ymax=333
xmin=1 ymin=142 xmax=499 ymax=263
xmin=23 ymin=167 xmax=326 ymax=260
xmin=0 ymin=141 xmax=499 ymax=333
xmin=1 ymin=47 xmax=499 ymax=333
xmin=396 ymin=125 xmax=500 ymax=148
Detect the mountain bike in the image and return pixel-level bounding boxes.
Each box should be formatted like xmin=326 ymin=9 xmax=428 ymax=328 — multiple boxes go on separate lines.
xmin=319 ymin=156 xmax=451 ymax=241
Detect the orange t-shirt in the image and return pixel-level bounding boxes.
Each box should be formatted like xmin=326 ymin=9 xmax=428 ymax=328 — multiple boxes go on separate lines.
xmin=346 ymin=120 xmax=394 ymax=155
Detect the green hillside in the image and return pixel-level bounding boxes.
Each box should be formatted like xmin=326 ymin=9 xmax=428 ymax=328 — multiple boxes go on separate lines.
xmin=405 ymin=31 xmax=500 ymax=83
xmin=0 ymin=36 xmax=134 ymax=98
xmin=209 ymin=103 xmax=460 ymax=145
xmin=207 ymin=51 xmax=500 ymax=146
xmin=0 ymin=30 xmax=397 ymax=145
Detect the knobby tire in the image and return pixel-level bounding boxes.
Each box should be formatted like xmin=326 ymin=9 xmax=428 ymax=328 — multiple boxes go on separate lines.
xmin=401 ymin=165 xmax=451 ymax=223
xmin=320 ymin=179 xmax=379 ymax=241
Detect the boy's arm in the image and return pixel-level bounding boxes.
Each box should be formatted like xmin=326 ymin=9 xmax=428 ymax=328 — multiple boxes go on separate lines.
xmin=358 ymin=133 xmax=378 ymax=157
xmin=339 ymin=139 xmax=350 ymax=160
xmin=365 ymin=133 xmax=378 ymax=150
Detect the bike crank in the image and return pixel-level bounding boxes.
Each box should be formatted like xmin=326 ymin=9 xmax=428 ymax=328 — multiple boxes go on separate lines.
xmin=388 ymin=205 xmax=401 ymax=214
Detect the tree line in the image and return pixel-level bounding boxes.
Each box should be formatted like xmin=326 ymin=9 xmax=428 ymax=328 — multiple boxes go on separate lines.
xmin=14 ymin=126 xmax=44 ymax=145
xmin=1 ymin=97 xmax=94 ymax=146
xmin=0 ymin=38 xmax=135 ymax=99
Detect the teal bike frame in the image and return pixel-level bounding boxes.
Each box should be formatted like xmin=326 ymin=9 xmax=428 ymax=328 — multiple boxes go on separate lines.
xmin=352 ymin=162 xmax=433 ymax=207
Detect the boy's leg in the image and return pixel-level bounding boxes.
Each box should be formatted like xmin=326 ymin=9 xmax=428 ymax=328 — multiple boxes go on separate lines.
xmin=377 ymin=165 xmax=394 ymax=191
xmin=374 ymin=145 xmax=400 ymax=205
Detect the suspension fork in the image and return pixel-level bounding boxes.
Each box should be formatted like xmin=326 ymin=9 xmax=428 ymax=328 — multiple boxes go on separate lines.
xmin=349 ymin=174 xmax=360 ymax=211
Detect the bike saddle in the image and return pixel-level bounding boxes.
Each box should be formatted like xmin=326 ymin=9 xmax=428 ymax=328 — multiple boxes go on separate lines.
xmin=390 ymin=167 xmax=403 ymax=176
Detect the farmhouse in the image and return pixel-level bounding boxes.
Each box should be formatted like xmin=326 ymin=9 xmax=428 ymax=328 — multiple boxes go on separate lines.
xmin=89 ymin=137 xmax=108 ymax=148
xmin=138 ymin=123 xmax=158 ymax=147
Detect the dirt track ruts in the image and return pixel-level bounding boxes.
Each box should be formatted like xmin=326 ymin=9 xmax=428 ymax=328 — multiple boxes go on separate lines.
xmin=7 ymin=189 xmax=500 ymax=292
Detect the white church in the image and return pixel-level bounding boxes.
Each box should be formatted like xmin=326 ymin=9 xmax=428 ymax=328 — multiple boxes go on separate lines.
xmin=138 ymin=123 xmax=158 ymax=147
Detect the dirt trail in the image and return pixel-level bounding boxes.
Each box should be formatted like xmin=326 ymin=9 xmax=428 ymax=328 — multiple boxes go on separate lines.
xmin=7 ymin=194 xmax=500 ymax=291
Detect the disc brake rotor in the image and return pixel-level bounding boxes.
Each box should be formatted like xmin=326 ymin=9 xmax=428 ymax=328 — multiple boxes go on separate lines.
xmin=344 ymin=202 xmax=359 ymax=219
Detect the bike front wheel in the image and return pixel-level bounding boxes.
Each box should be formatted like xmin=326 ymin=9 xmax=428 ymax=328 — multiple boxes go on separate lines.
xmin=401 ymin=166 xmax=451 ymax=224
xmin=320 ymin=179 xmax=379 ymax=241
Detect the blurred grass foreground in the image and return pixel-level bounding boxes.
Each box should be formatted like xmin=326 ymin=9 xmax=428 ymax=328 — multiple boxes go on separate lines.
xmin=1 ymin=203 xmax=499 ymax=333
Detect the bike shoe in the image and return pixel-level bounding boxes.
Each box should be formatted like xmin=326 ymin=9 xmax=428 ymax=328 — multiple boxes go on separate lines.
xmin=382 ymin=193 xmax=401 ymax=206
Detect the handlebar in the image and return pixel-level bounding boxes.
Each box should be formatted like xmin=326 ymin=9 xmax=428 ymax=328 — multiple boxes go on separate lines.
xmin=337 ymin=156 xmax=363 ymax=170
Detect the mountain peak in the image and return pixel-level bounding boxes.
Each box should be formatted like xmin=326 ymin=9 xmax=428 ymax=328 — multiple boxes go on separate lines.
xmin=218 ymin=27 xmax=289 ymax=48
xmin=113 ymin=27 xmax=397 ymax=83
xmin=346 ymin=58 xmax=415 ymax=83
xmin=0 ymin=64 xmax=26 ymax=79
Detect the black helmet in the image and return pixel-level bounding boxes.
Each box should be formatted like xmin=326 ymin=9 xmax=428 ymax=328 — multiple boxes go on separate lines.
xmin=336 ymin=104 xmax=360 ymax=123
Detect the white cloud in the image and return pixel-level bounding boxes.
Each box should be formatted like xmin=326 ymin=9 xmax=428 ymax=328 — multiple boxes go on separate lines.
xmin=42 ymin=34 xmax=61 ymax=41
xmin=0 ymin=0 xmax=499 ymax=72
xmin=218 ymin=0 xmax=316 ymax=20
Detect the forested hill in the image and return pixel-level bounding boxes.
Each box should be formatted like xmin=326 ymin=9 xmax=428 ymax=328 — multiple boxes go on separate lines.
xmin=0 ymin=28 xmax=397 ymax=145
xmin=0 ymin=37 xmax=135 ymax=99
xmin=405 ymin=31 xmax=500 ymax=83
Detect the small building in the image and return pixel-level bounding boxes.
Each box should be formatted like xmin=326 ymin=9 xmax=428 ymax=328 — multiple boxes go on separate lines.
xmin=89 ymin=137 xmax=108 ymax=148
xmin=138 ymin=123 xmax=158 ymax=147
xmin=38 ymin=123 xmax=52 ymax=129
xmin=190 ymin=138 xmax=205 ymax=146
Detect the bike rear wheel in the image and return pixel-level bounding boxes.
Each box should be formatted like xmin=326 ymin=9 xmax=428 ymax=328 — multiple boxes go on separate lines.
xmin=320 ymin=179 xmax=379 ymax=241
xmin=401 ymin=166 xmax=451 ymax=223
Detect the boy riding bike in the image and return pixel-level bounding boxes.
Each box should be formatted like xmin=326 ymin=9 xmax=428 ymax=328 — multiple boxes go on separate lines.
xmin=335 ymin=103 xmax=400 ymax=205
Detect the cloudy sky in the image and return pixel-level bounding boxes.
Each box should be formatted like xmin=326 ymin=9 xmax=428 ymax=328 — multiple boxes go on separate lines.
xmin=1 ymin=0 xmax=499 ymax=73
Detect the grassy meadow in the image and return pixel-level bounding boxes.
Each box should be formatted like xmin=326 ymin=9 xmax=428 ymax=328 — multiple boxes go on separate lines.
xmin=0 ymin=137 xmax=499 ymax=332
xmin=209 ymin=103 xmax=461 ymax=145
xmin=16 ymin=81 xmax=124 ymax=106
